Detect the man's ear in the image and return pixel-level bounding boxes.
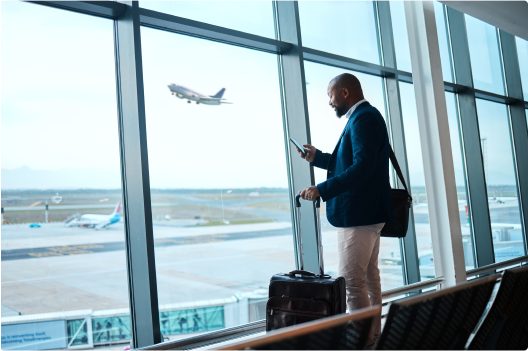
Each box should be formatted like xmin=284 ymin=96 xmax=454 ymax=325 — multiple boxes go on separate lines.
xmin=342 ymin=87 xmax=349 ymax=99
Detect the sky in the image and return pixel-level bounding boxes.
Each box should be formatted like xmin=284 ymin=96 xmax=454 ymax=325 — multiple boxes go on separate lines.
xmin=1 ymin=1 xmax=526 ymax=190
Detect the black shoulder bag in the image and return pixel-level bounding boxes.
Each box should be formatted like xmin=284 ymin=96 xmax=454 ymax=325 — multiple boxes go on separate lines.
xmin=381 ymin=147 xmax=413 ymax=238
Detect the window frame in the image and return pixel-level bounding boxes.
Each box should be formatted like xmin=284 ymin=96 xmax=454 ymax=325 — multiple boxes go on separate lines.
xmin=15 ymin=1 xmax=528 ymax=348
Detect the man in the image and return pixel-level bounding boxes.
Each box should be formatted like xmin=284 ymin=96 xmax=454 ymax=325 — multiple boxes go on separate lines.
xmin=297 ymin=73 xmax=393 ymax=347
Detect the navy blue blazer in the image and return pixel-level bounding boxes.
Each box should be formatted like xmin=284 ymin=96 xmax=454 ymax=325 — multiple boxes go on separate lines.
xmin=312 ymin=101 xmax=393 ymax=227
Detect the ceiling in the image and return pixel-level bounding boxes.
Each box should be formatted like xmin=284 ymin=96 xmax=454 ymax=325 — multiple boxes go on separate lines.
xmin=440 ymin=1 xmax=528 ymax=41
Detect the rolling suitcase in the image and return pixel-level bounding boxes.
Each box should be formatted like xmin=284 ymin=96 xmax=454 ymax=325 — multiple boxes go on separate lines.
xmin=266 ymin=194 xmax=346 ymax=331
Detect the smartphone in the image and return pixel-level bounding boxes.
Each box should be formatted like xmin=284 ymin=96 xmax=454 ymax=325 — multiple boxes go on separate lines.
xmin=290 ymin=137 xmax=306 ymax=156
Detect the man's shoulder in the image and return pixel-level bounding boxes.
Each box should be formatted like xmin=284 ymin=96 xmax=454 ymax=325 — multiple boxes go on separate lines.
xmin=349 ymin=103 xmax=383 ymax=125
xmin=356 ymin=102 xmax=382 ymax=117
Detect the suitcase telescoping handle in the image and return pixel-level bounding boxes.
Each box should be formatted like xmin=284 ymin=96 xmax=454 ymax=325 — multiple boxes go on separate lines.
xmin=295 ymin=193 xmax=324 ymax=276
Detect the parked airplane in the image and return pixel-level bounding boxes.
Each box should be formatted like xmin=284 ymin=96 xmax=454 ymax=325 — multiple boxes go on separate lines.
xmin=65 ymin=202 xmax=121 ymax=230
xmin=168 ymin=84 xmax=232 ymax=105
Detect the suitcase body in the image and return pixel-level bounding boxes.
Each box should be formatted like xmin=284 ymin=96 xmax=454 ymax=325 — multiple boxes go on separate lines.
xmin=266 ymin=195 xmax=346 ymax=331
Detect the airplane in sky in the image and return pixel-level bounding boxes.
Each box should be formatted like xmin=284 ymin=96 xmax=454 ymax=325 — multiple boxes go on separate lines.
xmin=168 ymin=84 xmax=232 ymax=105
xmin=65 ymin=202 xmax=121 ymax=230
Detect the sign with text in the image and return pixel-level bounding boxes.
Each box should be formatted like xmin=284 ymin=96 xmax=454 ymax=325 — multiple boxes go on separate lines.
xmin=1 ymin=320 xmax=67 ymax=350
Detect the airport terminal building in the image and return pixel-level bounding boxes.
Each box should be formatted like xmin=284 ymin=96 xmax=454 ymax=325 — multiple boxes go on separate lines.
xmin=2 ymin=1 xmax=528 ymax=350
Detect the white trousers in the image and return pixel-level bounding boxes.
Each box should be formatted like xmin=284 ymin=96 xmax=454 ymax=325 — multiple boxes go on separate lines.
xmin=337 ymin=223 xmax=384 ymax=347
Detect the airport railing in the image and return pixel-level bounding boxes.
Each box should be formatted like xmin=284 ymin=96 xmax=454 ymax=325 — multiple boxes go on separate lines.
xmin=466 ymin=254 xmax=528 ymax=278
xmin=138 ymin=320 xmax=266 ymax=351
xmin=380 ymin=277 xmax=444 ymax=300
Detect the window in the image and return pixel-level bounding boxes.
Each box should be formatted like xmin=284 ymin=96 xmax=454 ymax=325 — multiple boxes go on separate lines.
xmin=398 ymin=82 xmax=434 ymax=280
xmin=140 ymin=27 xmax=293 ymax=337
xmin=304 ymin=61 xmax=404 ymax=290
xmin=390 ymin=1 xmax=453 ymax=83
xmin=445 ymin=92 xmax=475 ymax=268
xmin=390 ymin=1 xmax=412 ymax=72
xmin=1 ymin=2 xmax=126 ymax=349
xmin=465 ymin=15 xmax=505 ymax=95
xmin=299 ymin=1 xmax=380 ymax=65
xmin=434 ymin=2 xmax=454 ymax=83
xmin=475 ymin=99 xmax=525 ymax=262
xmin=139 ymin=1 xmax=275 ymax=39
xmin=516 ymin=37 xmax=528 ymax=102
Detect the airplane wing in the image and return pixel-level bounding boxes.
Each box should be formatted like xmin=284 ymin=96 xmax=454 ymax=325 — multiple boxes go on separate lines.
xmin=199 ymin=97 xmax=221 ymax=102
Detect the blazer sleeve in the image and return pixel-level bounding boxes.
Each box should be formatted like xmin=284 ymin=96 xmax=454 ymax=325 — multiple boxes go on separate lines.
xmin=310 ymin=149 xmax=331 ymax=170
xmin=317 ymin=112 xmax=382 ymax=201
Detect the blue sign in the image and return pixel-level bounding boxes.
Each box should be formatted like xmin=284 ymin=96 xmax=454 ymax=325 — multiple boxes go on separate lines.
xmin=1 ymin=320 xmax=67 ymax=350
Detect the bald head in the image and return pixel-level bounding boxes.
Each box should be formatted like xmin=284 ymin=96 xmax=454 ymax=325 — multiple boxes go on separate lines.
xmin=327 ymin=73 xmax=364 ymax=118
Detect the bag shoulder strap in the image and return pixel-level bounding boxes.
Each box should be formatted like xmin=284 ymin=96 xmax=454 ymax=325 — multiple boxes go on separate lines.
xmin=389 ymin=146 xmax=410 ymax=192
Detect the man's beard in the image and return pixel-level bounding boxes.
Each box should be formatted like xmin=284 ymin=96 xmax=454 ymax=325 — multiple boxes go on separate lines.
xmin=332 ymin=104 xmax=347 ymax=118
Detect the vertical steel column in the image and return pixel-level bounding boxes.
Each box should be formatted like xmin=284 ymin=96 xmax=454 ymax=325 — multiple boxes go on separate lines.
xmin=275 ymin=1 xmax=320 ymax=274
xmin=404 ymin=1 xmax=467 ymax=286
xmin=114 ymin=2 xmax=161 ymax=348
xmin=445 ymin=7 xmax=495 ymax=267
xmin=375 ymin=1 xmax=420 ymax=285
xmin=498 ymin=30 xmax=528 ymax=255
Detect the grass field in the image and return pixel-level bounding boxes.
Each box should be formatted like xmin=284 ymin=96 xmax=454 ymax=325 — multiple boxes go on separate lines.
xmin=1 ymin=189 xmax=289 ymax=225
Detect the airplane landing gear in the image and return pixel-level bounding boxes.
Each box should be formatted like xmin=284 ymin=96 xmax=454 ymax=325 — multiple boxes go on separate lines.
xmin=187 ymin=100 xmax=191 ymax=103
xmin=196 ymin=101 xmax=200 ymax=104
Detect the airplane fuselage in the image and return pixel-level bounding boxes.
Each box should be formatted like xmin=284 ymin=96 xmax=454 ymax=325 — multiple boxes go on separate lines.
xmin=168 ymin=84 xmax=222 ymax=105
xmin=65 ymin=203 xmax=121 ymax=230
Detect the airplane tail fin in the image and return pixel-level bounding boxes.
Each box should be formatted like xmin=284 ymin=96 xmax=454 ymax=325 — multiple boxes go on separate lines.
xmin=112 ymin=202 xmax=121 ymax=216
xmin=210 ymin=88 xmax=225 ymax=99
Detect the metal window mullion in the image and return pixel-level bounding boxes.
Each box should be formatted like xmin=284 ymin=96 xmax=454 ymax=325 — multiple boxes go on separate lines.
xmin=445 ymin=6 xmax=495 ymax=268
xmin=28 ymin=0 xmax=126 ymax=19
xmin=498 ymin=30 xmax=528 ymax=255
xmin=375 ymin=1 xmax=420 ymax=286
xmin=274 ymin=1 xmax=320 ymax=274
xmin=114 ymin=2 xmax=161 ymax=348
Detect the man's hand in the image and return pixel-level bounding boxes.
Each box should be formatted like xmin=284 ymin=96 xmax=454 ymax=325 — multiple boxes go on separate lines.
xmin=299 ymin=186 xmax=320 ymax=201
xmin=296 ymin=144 xmax=316 ymax=163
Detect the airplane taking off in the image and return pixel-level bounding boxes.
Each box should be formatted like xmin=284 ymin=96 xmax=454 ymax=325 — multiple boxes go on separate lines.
xmin=65 ymin=202 xmax=121 ymax=230
xmin=167 ymin=84 xmax=232 ymax=105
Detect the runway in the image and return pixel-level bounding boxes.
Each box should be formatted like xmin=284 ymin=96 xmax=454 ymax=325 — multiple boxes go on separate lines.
xmin=1 ymin=227 xmax=291 ymax=261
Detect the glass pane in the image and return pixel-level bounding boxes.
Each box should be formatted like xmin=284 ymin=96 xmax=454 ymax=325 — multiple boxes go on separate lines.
xmin=390 ymin=1 xmax=412 ymax=72
xmin=434 ymin=2 xmax=454 ymax=83
xmin=141 ymin=27 xmax=293 ymax=338
xmin=475 ymin=99 xmax=525 ymax=262
xmin=92 ymin=315 xmax=131 ymax=344
xmin=516 ymin=36 xmax=528 ymax=102
xmin=299 ymin=1 xmax=380 ymax=65
xmin=390 ymin=1 xmax=452 ymax=83
xmin=445 ymin=92 xmax=475 ymax=269
xmin=1 ymin=2 xmax=126 ymax=349
xmin=304 ymin=61 xmax=404 ymax=290
xmin=398 ymin=82 xmax=434 ymax=280
xmin=67 ymin=319 xmax=90 ymax=347
xmin=140 ymin=1 xmax=275 ymax=39
xmin=465 ymin=14 xmax=505 ymax=95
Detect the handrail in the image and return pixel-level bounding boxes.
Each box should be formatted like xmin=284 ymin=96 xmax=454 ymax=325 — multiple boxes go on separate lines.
xmin=137 ymin=320 xmax=266 ymax=350
xmin=381 ymin=277 xmax=444 ymax=299
xmin=466 ymin=255 xmax=528 ymax=277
